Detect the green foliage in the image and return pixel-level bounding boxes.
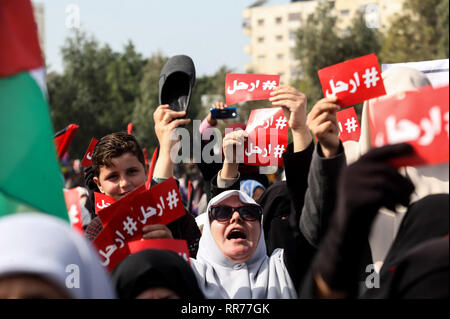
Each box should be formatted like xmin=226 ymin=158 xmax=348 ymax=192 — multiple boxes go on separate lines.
xmin=48 ymin=1 xmax=447 ymax=159
xmin=294 ymin=2 xmax=342 ymax=106
xmin=48 ymin=31 xmax=237 ymax=159
xmin=380 ymin=0 xmax=449 ymax=63
xmin=131 ymin=53 xmax=168 ymax=151
xmin=48 ymin=31 xmax=145 ymax=158
xmin=437 ymin=0 xmax=449 ymax=57
xmin=293 ymin=2 xmax=382 ymax=111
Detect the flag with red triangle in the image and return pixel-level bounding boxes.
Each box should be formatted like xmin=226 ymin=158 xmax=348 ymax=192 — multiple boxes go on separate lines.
xmin=54 ymin=123 xmax=79 ymax=160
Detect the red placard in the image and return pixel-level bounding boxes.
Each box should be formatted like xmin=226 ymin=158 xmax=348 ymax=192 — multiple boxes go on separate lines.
xmin=369 ymin=85 xmax=449 ymax=167
xmin=243 ymin=107 xmax=288 ymax=166
xmin=128 ymin=239 xmax=190 ymax=264
xmin=225 ymin=73 xmax=281 ymax=106
xmin=97 ymin=184 xmax=147 ymax=226
xmin=81 ymin=138 xmax=98 ymax=167
xmin=94 ymin=192 xmax=115 ymax=215
xmin=93 ymin=178 xmax=186 ymax=271
xmin=336 ymin=107 xmax=361 ymax=142
xmin=318 ymin=54 xmax=386 ymax=108
xmin=94 ymin=238 xmax=130 ymax=272
xmin=64 ymin=188 xmax=83 ymax=233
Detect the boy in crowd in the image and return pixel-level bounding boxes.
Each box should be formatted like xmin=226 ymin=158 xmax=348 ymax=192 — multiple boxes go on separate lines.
xmin=84 ymin=105 xmax=201 ymax=258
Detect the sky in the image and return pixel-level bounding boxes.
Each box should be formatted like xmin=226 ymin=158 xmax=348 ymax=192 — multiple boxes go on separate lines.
xmin=33 ymin=0 xmax=291 ymax=76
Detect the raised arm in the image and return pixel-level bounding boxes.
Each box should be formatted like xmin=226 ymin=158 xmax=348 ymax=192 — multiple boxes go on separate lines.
xmin=209 ymin=129 xmax=248 ymax=198
xmin=300 ymin=97 xmax=345 ymax=248
xmin=152 ymin=104 xmax=191 ymax=180
xmin=269 ymin=85 xmax=314 ymax=215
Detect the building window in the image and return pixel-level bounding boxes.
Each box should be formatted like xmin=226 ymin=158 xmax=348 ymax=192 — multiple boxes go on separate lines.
xmin=340 ymin=9 xmax=350 ymax=16
xmin=276 ymin=35 xmax=283 ymax=41
xmin=257 ymin=19 xmax=264 ymax=26
xmin=341 ymin=29 xmax=350 ymax=36
xmin=277 ymin=54 xmax=284 ymax=60
xmin=258 ymin=55 xmax=265 ymax=62
xmin=288 ymin=12 xmax=302 ymax=21
xmin=289 ymin=30 xmax=296 ymax=40
xmin=275 ymin=17 xmax=282 ymax=24
xmin=242 ymin=18 xmax=250 ymax=29
xmin=257 ymin=37 xmax=264 ymax=43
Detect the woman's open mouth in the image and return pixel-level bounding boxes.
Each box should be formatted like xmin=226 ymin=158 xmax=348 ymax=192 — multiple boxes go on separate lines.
xmin=227 ymin=228 xmax=247 ymax=240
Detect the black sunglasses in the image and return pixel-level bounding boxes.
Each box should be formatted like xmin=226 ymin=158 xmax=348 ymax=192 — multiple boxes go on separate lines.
xmin=209 ymin=205 xmax=262 ymax=222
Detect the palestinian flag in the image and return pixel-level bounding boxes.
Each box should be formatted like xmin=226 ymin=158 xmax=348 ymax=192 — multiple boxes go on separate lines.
xmin=0 ymin=0 xmax=69 ymax=221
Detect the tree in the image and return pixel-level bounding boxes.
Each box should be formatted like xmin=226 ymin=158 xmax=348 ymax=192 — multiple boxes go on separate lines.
xmin=380 ymin=0 xmax=449 ymax=63
xmin=47 ymin=31 xmax=146 ymax=158
xmin=293 ymin=2 xmax=381 ymax=111
xmin=437 ymin=0 xmax=449 ymax=58
xmin=294 ymin=2 xmax=343 ymax=106
xmin=131 ymin=52 xmax=168 ymax=151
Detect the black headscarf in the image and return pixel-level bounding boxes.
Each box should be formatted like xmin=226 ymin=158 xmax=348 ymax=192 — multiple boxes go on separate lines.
xmin=257 ymin=181 xmax=296 ymax=255
xmin=111 ymin=249 xmax=204 ymax=299
xmin=362 ymin=194 xmax=449 ymax=298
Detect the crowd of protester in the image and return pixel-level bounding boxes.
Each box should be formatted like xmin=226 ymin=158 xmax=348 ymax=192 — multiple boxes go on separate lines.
xmin=0 ymin=56 xmax=448 ymax=300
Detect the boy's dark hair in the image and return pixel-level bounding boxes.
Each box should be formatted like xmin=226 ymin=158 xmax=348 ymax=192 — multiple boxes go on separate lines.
xmin=92 ymin=132 xmax=146 ymax=177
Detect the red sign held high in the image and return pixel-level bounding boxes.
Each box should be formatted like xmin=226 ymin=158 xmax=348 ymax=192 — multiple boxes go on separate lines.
xmin=318 ymin=54 xmax=386 ymax=108
xmin=243 ymin=107 xmax=288 ymax=166
xmin=369 ymin=85 xmax=449 ymax=167
xmin=225 ymin=73 xmax=280 ymax=105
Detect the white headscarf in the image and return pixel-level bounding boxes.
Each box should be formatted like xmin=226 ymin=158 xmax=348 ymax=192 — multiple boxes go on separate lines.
xmin=190 ymin=190 xmax=297 ymax=299
xmin=0 ymin=213 xmax=116 ymax=299
xmin=343 ymin=66 xmax=449 ymax=267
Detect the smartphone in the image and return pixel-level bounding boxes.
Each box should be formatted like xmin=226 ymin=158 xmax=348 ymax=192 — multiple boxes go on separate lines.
xmin=210 ymin=107 xmax=238 ymax=120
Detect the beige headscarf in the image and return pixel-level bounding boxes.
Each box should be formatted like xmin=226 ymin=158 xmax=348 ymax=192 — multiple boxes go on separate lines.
xmin=343 ymin=66 xmax=449 ymax=269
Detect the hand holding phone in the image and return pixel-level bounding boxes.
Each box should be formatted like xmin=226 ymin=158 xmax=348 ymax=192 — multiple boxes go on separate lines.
xmin=210 ymin=106 xmax=238 ymax=120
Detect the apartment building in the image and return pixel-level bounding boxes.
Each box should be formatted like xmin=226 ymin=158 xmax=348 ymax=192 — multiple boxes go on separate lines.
xmin=243 ymin=0 xmax=405 ymax=84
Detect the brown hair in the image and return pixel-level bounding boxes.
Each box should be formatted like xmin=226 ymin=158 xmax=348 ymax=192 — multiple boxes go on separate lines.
xmin=91 ymin=132 xmax=145 ymax=177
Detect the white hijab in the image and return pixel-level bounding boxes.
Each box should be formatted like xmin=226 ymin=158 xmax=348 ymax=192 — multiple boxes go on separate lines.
xmin=190 ymin=190 xmax=297 ymax=299
xmin=0 ymin=213 xmax=116 ymax=299
xmin=343 ymin=66 xmax=449 ymax=267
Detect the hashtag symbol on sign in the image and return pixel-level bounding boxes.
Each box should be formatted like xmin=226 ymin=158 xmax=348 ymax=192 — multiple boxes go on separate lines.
xmin=273 ymin=144 xmax=285 ymax=158
xmin=345 ymin=117 xmax=358 ymax=133
xmin=123 ymin=216 xmax=137 ymax=236
xmin=262 ymin=80 xmax=277 ymax=91
xmin=362 ymin=67 xmax=380 ymax=88
xmin=275 ymin=116 xmax=288 ymax=130
xmin=166 ymin=190 xmax=179 ymax=210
